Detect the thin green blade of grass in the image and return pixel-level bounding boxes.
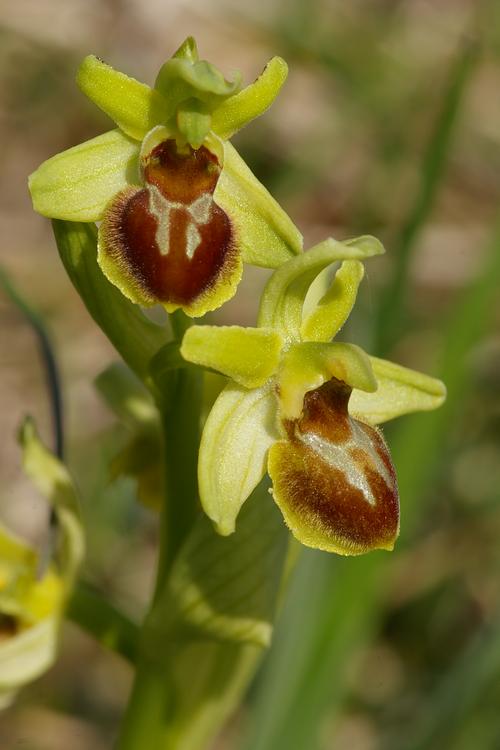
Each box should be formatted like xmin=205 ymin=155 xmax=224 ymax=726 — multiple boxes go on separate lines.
xmin=0 ymin=264 xmax=64 ymax=458
xmin=241 ymin=217 xmax=500 ymax=750
xmin=374 ymin=38 xmax=479 ymax=356
xmin=390 ymin=606 xmax=500 ymax=750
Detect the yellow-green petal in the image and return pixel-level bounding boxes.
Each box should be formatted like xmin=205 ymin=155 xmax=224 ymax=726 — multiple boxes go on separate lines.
xmin=214 ymin=138 xmax=303 ymax=268
xmin=19 ymin=419 xmax=84 ymax=586
xmin=199 ymin=382 xmax=279 ymax=536
xmin=349 ymin=356 xmax=447 ymax=425
xmin=29 ymin=129 xmax=140 ymax=222
xmin=0 ymin=617 xmax=59 ymax=708
xmin=258 ymin=236 xmax=384 ymax=340
xmin=76 ymin=55 xmax=169 ymax=141
xmin=211 ymin=57 xmax=289 ymax=139
xmin=301 ymin=260 xmax=364 ymax=342
xmin=277 ymin=341 xmax=377 ymax=420
xmin=181 ymin=325 xmax=283 ymax=388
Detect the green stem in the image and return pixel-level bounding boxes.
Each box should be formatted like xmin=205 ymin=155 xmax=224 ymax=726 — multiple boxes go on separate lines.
xmin=117 ymin=337 xmax=202 ymax=749
xmin=154 ymin=365 xmax=202 ymax=598
xmin=67 ymin=581 xmax=139 ymax=663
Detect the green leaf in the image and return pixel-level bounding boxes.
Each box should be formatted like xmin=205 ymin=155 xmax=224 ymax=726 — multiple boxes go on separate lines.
xmin=211 ymin=56 xmax=289 ymax=139
xmin=152 ymin=482 xmax=288 ymax=647
xmin=349 ymin=356 xmax=446 ymax=425
xmin=95 ymin=362 xmax=156 ymax=427
xmin=76 ymin=55 xmax=170 ymax=141
xmin=277 ymin=342 xmax=377 ymax=419
xmin=29 ymin=129 xmax=140 ymax=222
xmin=181 ymin=325 xmax=283 ymax=388
xmin=300 ymin=260 xmax=364 ymax=342
xmin=258 ymin=236 xmax=384 ymax=340
xmin=198 ymin=382 xmax=279 ymax=535
xmin=214 ymin=138 xmax=303 ymax=268
xmin=52 ymin=221 xmax=168 ymax=385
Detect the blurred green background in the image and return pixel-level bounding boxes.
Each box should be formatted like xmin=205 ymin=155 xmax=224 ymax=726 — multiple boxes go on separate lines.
xmin=1 ymin=0 xmax=500 ymax=748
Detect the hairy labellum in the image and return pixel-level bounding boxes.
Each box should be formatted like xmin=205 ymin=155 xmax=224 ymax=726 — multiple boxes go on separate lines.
xmin=99 ymin=138 xmax=241 ymax=315
xmin=268 ymin=378 xmax=399 ymax=554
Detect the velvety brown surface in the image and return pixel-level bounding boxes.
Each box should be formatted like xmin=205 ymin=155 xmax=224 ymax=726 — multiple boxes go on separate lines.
xmin=104 ymin=139 xmax=234 ymax=306
xmin=272 ymin=379 xmax=399 ymax=553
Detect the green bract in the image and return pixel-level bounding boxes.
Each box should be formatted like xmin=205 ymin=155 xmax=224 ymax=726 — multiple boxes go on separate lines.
xmin=29 ymin=38 xmax=302 ymax=317
xmin=0 ymin=420 xmax=84 ymax=706
xmin=181 ymin=237 xmax=446 ymax=554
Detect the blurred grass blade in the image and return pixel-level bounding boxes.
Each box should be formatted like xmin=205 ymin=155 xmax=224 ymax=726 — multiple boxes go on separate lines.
xmin=393 ymin=608 xmax=500 ymax=750
xmin=242 ymin=551 xmax=381 ymax=750
xmin=393 ymin=212 xmax=500 ymax=521
xmin=0 ymin=264 xmax=63 ymax=458
xmin=374 ymin=38 xmax=479 ymax=355
xmin=242 ymin=218 xmax=500 ymax=750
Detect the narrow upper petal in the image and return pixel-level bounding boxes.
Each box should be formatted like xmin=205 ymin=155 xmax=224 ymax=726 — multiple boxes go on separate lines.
xmin=198 ymin=382 xmax=279 ymax=535
xmin=29 ymin=129 xmax=140 ymax=222
xmin=181 ymin=325 xmax=283 ymax=388
xmin=258 ymin=236 xmax=384 ymax=340
xmin=300 ymin=260 xmax=365 ymax=342
xmin=211 ymin=57 xmax=289 ymax=139
xmin=349 ymin=356 xmax=447 ymax=425
xmin=77 ymin=55 xmax=170 ymax=141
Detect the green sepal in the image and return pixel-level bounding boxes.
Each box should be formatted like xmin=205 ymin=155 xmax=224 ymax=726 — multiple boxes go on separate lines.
xmin=301 ymin=260 xmax=364 ymax=342
xmin=181 ymin=325 xmax=283 ymax=388
xmin=29 ymin=129 xmax=140 ymax=222
xmin=52 ymin=221 xmax=168 ymax=385
xmin=76 ymin=55 xmax=169 ymax=141
xmin=258 ymin=236 xmax=384 ymax=340
xmin=211 ymin=56 xmax=288 ymax=139
xmin=198 ymin=382 xmax=279 ymax=536
xmin=277 ymin=342 xmax=377 ymax=420
xmin=214 ymin=138 xmax=303 ymax=268
xmin=349 ymin=356 xmax=447 ymax=425
xmin=150 ymin=481 xmax=288 ymax=647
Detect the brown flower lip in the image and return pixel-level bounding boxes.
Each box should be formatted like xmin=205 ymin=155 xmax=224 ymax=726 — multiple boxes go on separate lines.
xmin=100 ymin=138 xmax=237 ymax=308
xmin=269 ymin=378 xmax=400 ymax=554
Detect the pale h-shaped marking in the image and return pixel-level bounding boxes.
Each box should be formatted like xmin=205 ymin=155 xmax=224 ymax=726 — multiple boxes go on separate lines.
xmin=148 ymin=185 xmax=213 ymax=259
xmin=298 ymin=419 xmax=392 ymax=506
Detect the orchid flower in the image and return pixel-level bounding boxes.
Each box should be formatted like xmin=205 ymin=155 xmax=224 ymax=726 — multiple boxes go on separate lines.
xmin=180 ymin=237 xmax=446 ymax=555
xmin=0 ymin=420 xmax=84 ymax=706
xmin=28 ymin=37 xmax=302 ymax=317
